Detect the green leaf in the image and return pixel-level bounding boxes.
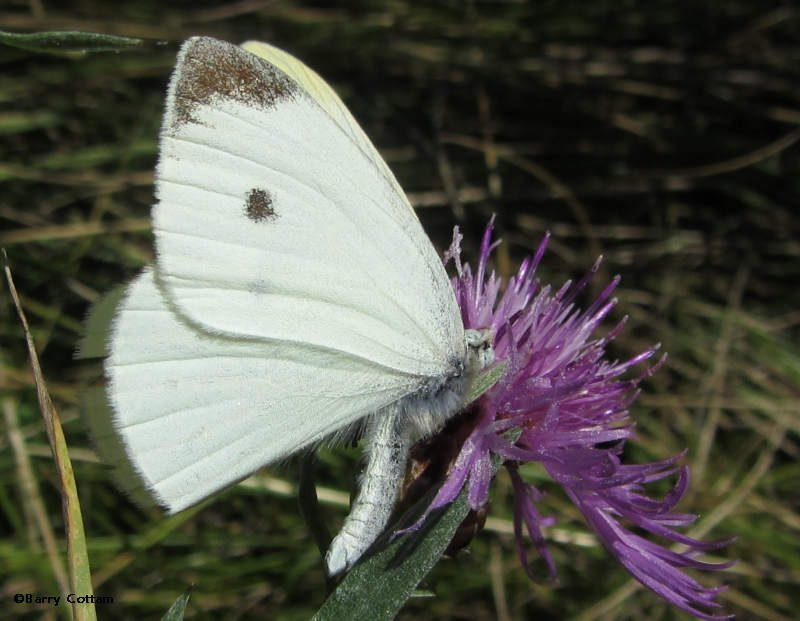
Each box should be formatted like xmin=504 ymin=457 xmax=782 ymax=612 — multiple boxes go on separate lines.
xmin=0 ymin=30 xmax=161 ymax=55
xmin=312 ymin=484 xmax=472 ymax=621
xmin=160 ymin=590 xmax=192 ymax=621
xmin=466 ymin=360 xmax=507 ymax=403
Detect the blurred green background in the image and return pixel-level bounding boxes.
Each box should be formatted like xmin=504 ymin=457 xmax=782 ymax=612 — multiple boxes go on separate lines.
xmin=1 ymin=1 xmax=798 ymax=619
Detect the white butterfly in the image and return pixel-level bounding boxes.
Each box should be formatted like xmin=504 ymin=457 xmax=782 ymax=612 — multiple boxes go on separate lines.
xmin=78 ymin=36 xmax=493 ymax=575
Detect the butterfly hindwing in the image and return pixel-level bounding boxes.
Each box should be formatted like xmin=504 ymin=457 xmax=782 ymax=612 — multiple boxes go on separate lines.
xmin=96 ymin=268 xmax=420 ymax=512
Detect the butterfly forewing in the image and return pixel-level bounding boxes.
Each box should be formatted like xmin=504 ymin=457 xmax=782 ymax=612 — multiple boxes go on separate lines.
xmin=154 ymin=37 xmax=463 ymax=374
xmin=241 ymin=39 xmax=415 ymax=212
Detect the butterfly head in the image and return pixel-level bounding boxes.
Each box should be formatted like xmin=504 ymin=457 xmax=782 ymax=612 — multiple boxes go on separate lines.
xmin=464 ymin=328 xmax=495 ymax=374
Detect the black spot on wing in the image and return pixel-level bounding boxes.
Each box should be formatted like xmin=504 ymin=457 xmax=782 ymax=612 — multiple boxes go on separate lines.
xmin=170 ymin=37 xmax=298 ymax=130
xmin=245 ymin=188 xmax=277 ymax=222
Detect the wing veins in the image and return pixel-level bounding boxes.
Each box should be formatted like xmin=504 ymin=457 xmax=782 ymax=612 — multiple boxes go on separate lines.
xmin=122 ymin=279 xmax=441 ymax=376
xmin=161 ymin=136 xmax=440 ymax=356
xmin=157 ymin=226 xmax=443 ymax=359
xmin=116 ymin=383 xmax=404 ymax=433
xmin=143 ymin=387 xmax=404 ymax=492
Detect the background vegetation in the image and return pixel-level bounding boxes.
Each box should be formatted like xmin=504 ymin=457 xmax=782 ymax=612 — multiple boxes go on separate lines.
xmin=1 ymin=1 xmax=798 ymax=619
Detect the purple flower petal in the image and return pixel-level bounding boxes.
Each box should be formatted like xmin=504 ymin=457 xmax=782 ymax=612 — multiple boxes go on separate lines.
xmin=428 ymin=222 xmax=736 ymax=619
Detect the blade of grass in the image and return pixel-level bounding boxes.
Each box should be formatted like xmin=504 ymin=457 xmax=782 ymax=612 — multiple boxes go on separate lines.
xmin=2 ymin=397 xmax=72 ymax=619
xmin=3 ymin=249 xmax=97 ymax=621
xmin=160 ymin=589 xmax=192 ymax=621
xmin=0 ymin=29 xmax=158 ymax=54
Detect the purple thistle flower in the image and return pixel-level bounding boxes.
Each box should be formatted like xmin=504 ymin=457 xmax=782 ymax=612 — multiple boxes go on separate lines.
xmin=408 ymin=219 xmax=735 ymax=620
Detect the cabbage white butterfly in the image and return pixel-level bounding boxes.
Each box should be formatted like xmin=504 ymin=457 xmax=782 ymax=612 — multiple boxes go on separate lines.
xmin=79 ymin=36 xmax=493 ymax=576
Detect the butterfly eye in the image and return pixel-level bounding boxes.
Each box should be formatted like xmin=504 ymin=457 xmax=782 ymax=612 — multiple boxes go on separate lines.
xmin=480 ymin=343 xmax=495 ymax=368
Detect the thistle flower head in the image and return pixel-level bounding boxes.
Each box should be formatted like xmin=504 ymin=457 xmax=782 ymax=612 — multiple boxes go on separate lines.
xmin=411 ymin=219 xmax=735 ymax=620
